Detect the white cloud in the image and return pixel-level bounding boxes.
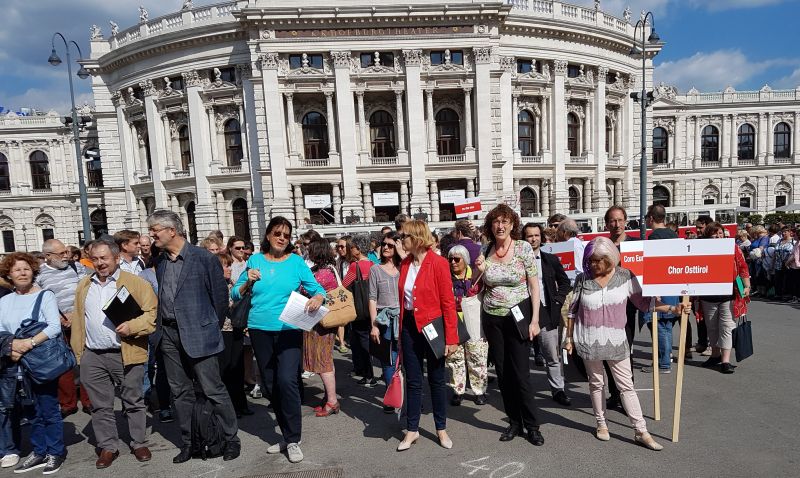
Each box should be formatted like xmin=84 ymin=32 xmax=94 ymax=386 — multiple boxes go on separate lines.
xmin=1 ymin=88 xmax=94 ymax=115
xmin=570 ymin=0 xmax=671 ymax=18
xmin=654 ymin=49 xmax=790 ymax=92
xmin=774 ymin=68 xmax=800 ymax=89
xmin=687 ymin=0 xmax=786 ymax=11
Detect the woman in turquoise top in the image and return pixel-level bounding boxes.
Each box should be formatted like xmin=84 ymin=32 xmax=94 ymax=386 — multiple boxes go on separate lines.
xmin=231 ymin=216 xmax=324 ymax=464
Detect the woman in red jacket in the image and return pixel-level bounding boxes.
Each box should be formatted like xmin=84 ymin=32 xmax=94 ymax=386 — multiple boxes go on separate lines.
xmin=396 ymin=220 xmax=459 ymax=452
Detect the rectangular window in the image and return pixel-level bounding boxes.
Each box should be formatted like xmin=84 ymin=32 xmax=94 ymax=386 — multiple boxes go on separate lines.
xmin=218 ymin=67 xmax=236 ymax=83
xmin=567 ymin=65 xmax=581 ymax=78
xmin=776 ymin=195 xmax=787 ymax=208
xmin=703 ymin=198 xmax=715 ymax=205
xmin=169 ymin=76 xmax=184 ymax=91
xmin=360 ymin=53 xmax=373 ymax=68
xmin=290 ymin=54 xmax=324 ymax=69
xmin=42 ymin=228 xmax=54 ymax=242
xmin=2 ymin=230 xmax=14 ymax=253
xmin=516 ymin=59 xmax=533 ymax=74
xmin=739 ymin=197 xmax=751 ymax=208
xmin=430 ymin=50 xmax=463 ymax=65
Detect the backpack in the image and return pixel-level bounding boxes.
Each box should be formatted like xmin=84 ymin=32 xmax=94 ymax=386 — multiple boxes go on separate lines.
xmin=190 ymin=394 xmax=225 ymax=460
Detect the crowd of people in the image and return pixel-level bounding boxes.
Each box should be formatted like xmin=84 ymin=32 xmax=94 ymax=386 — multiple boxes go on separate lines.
xmin=0 ymin=201 xmax=793 ymax=473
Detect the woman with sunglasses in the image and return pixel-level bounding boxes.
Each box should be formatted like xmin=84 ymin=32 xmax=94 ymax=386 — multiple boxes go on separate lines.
xmin=232 ymin=217 xmax=325 ymax=463
xmin=446 ymin=245 xmax=488 ymax=406
xmin=396 ymin=220 xmax=458 ymax=452
xmin=368 ymin=232 xmax=402 ymax=413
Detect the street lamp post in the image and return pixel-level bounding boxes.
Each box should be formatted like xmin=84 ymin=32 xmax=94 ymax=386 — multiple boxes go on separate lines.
xmin=49 ymin=33 xmax=92 ymax=244
xmin=630 ymin=13 xmax=661 ymax=237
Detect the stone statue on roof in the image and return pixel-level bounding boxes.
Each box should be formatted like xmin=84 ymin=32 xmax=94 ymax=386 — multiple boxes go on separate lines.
xmin=139 ymin=6 xmax=149 ymax=24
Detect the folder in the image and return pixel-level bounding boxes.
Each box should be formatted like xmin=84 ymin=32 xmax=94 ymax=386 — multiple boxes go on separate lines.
xmin=421 ymin=316 xmax=447 ymax=359
xmin=509 ymin=298 xmax=533 ymax=340
xmin=102 ymin=286 xmax=143 ymax=327
xmin=369 ymin=324 xmax=392 ymax=363
xmin=735 ymin=276 xmax=745 ymax=298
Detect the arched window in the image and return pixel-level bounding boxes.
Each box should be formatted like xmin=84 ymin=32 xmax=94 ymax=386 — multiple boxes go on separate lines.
xmin=605 ymin=117 xmax=612 ymax=153
xmin=702 ymin=185 xmax=720 ymax=205
xmin=178 ymin=125 xmax=191 ymax=170
xmin=90 ymin=209 xmax=108 ymax=239
xmin=739 ymin=184 xmax=756 ymax=210
xmin=518 ymin=110 xmax=535 ymax=156
xmin=0 ymin=216 xmax=15 ymax=253
xmin=223 ymin=119 xmax=243 ymax=167
xmin=185 ymin=202 xmax=198 ymax=245
xmin=231 ymin=198 xmax=251 ymax=241
xmin=653 ymin=185 xmax=670 ymax=207
xmin=435 ymin=108 xmax=461 ymax=156
xmin=701 ymin=126 xmax=719 ymax=162
xmin=0 ymin=153 xmax=10 ymax=191
xmin=567 ymin=113 xmax=579 ymax=157
xmin=774 ymin=122 xmax=791 ymax=158
xmin=369 ymin=110 xmax=395 ymax=158
xmin=29 ymin=151 xmax=51 ymax=190
xmin=775 ymin=181 xmax=791 ymax=209
xmin=568 ymin=186 xmax=580 ymax=212
xmin=35 ymin=214 xmax=55 ymax=242
xmin=302 ymin=112 xmax=329 ymax=160
xmin=737 ymin=124 xmax=756 ymax=160
xmin=652 ymin=127 xmax=668 ymax=164
xmin=520 ymin=187 xmax=538 ymax=217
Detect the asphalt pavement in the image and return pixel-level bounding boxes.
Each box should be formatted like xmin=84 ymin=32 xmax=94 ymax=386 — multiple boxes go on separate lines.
xmin=3 ymin=299 xmax=797 ymax=478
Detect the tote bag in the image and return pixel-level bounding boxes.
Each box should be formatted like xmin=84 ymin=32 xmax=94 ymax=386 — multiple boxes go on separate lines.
xmin=732 ymin=315 xmax=753 ymax=362
xmin=320 ymin=266 xmax=358 ymax=329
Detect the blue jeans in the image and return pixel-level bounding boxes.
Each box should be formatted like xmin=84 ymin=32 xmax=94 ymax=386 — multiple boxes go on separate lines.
xmin=401 ymin=312 xmax=447 ymax=432
xmin=641 ymin=296 xmax=679 ymax=370
xmin=26 ymin=380 xmax=65 ymax=457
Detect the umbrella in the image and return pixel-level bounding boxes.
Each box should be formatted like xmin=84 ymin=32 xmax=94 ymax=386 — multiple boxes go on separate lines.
xmin=774 ymin=203 xmax=800 ymax=212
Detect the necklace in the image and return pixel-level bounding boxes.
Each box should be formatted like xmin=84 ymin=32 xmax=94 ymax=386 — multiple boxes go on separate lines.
xmin=495 ymin=239 xmax=513 ymax=259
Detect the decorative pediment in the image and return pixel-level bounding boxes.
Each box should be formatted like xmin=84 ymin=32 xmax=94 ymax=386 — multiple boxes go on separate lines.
xmin=654 ymin=82 xmax=678 ymax=100
xmin=159 ymin=77 xmax=183 ymax=99
xmin=567 ymin=65 xmax=594 ymax=87
xmin=518 ymin=98 xmax=541 ymax=117
xmin=206 ymin=68 xmax=237 ymax=90
xmin=653 ymin=117 xmax=675 ymax=135
xmin=516 ymin=62 xmax=550 ymax=82
xmin=214 ymin=105 xmax=240 ymax=129
xmin=567 ymin=102 xmax=585 ymax=120
xmin=606 ymin=73 xmax=628 ymax=93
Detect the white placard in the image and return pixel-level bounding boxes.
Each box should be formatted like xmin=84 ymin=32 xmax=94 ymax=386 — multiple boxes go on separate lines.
xmin=304 ymin=194 xmax=331 ymax=209
xmin=439 ymin=189 xmax=466 ymax=204
xmin=541 ymin=241 xmax=579 ymax=280
xmin=372 ymin=191 xmax=399 ymax=207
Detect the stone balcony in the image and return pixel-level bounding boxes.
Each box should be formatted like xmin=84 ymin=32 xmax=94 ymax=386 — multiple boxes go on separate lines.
xmin=507 ymin=0 xmax=631 ymax=36
xmin=435 ymin=154 xmax=466 ymax=164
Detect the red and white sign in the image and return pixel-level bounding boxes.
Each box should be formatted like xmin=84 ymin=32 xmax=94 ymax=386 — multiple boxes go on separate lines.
xmin=620 ymin=241 xmax=644 ymax=282
xmin=641 ymin=238 xmax=735 ymax=296
xmin=541 ymin=241 xmax=578 ymax=280
xmin=454 ymin=197 xmax=482 ymax=218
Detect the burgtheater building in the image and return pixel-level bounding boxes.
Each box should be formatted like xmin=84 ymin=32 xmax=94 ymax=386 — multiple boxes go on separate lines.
xmin=1 ymin=0 xmax=799 ymax=251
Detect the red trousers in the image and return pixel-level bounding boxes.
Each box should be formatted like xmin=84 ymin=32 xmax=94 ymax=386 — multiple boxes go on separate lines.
xmin=58 ymin=328 xmax=91 ymax=411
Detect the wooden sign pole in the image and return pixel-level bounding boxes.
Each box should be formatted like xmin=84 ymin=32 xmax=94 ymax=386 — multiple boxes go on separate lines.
xmin=672 ymin=295 xmax=691 ymax=442
xmin=652 ymin=311 xmax=660 ymax=421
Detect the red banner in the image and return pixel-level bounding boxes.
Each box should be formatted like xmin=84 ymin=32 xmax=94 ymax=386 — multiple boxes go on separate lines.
xmin=642 ymin=255 xmax=734 ymax=285
xmin=454 ymin=198 xmax=482 ymax=218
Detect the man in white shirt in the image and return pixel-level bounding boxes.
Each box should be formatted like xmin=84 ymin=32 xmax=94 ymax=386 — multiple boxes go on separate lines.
xmin=114 ymin=230 xmax=145 ymax=275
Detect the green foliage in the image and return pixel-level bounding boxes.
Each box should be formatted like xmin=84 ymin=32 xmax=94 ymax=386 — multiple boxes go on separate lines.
xmin=762 ymin=213 xmax=800 ymax=225
xmin=738 ymin=213 xmax=762 ymax=225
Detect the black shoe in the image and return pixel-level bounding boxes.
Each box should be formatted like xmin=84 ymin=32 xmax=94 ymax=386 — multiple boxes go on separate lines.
xmin=534 ymin=355 xmax=546 ymax=367
xmin=365 ymin=378 xmax=379 ymax=388
xmin=450 ymin=394 xmax=463 ymax=406
xmin=172 ymin=447 xmax=192 ymax=464
xmin=60 ymin=407 xmax=78 ymax=419
xmin=526 ymin=429 xmax=545 ymax=446
xmin=499 ymin=425 xmax=522 ymax=442
xmin=14 ymin=453 xmax=47 ymax=473
xmin=553 ymin=390 xmax=572 ymax=407
xmin=222 ymin=443 xmax=240 ymax=461
xmin=701 ymin=356 xmax=722 ymax=368
xmin=383 ymin=405 xmax=395 ymax=414
xmin=357 ymin=377 xmax=369 ymax=385
xmin=474 ymin=394 xmax=488 ymax=406
xmin=720 ymin=363 xmax=735 ymax=374
xmin=159 ymin=410 xmax=174 ymax=423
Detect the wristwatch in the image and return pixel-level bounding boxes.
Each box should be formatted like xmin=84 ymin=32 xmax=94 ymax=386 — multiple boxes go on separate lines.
xmin=30 ymin=338 xmax=37 ymax=348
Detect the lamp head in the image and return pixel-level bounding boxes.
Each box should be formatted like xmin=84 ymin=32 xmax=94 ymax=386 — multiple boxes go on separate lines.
xmin=648 ymin=28 xmax=661 ymax=43
xmin=629 ymin=46 xmax=641 ymax=57
xmin=48 ymin=49 xmax=62 ymax=66
xmin=77 ymin=66 xmax=90 ymax=79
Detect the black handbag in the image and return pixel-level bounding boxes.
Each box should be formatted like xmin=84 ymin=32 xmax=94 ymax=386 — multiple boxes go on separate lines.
xmin=16 ymin=291 xmax=76 ymax=385
xmin=350 ymin=263 xmax=371 ymax=322
xmin=732 ymin=315 xmax=753 ymax=362
xmin=229 ymin=286 xmax=252 ymax=330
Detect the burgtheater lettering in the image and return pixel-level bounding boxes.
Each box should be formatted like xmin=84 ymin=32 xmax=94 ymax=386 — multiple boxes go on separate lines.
xmin=275 ymin=26 xmax=472 ymax=39
xmin=667 ymin=265 xmax=709 ymax=275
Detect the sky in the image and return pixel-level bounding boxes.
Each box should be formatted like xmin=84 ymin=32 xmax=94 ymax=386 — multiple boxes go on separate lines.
xmin=1 ymin=0 xmax=799 ymax=114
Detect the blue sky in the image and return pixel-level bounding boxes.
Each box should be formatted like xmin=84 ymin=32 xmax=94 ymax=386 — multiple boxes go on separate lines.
xmin=1 ymin=0 xmax=799 ymax=114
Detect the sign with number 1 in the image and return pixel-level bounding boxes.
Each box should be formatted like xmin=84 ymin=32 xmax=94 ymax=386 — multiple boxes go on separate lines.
xmin=641 ymin=238 xmax=735 ymax=296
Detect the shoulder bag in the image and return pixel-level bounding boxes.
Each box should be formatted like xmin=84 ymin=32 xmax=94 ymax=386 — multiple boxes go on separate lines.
xmin=460 ymin=271 xmax=484 ymax=341
xmin=732 ymin=315 xmax=753 ymax=362
xmin=383 ymin=312 xmax=404 ymax=410
xmin=16 ymin=290 xmax=77 ymax=385
xmin=229 ymin=269 xmax=252 ymax=329
xmin=350 ymin=262 xmax=371 ymax=322
xmin=319 ymin=266 xmax=357 ymax=329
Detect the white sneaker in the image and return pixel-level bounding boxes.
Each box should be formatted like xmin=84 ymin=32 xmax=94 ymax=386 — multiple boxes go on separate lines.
xmin=267 ymin=440 xmax=302 ymax=454
xmin=250 ymin=384 xmax=262 ymax=399
xmin=301 ymin=371 xmax=315 ymax=379
xmin=1 ymin=454 xmax=19 ymax=468
xmin=286 ymin=443 xmax=304 ymax=463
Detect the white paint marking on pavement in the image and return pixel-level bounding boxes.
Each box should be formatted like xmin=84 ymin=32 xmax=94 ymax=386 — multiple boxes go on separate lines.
xmin=461 ymin=457 xmax=527 ymax=478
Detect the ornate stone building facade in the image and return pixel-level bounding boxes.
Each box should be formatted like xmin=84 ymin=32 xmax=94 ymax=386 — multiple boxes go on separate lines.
xmin=1 ymin=1 xmax=797 ymax=250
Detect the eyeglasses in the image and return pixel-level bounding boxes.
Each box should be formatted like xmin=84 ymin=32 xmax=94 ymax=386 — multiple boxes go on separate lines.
xmin=232 ymin=246 xmax=245 ymax=251
xmin=382 ymin=242 xmax=396 ymax=249
xmin=271 ymin=231 xmax=291 ymax=240
xmin=148 ymin=227 xmax=168 ymax=234
xmin=448 ymin=257 xmax=462 ymax=263
xmin=336 ymin=245 xmax=346 ymax=249
xmin=492 ymin=219 xmax=512 ymax=226
xmin=46 ymin=251 xmax=70 ymax=257
xmin=548 ymin=223 xmax=560 ymax=229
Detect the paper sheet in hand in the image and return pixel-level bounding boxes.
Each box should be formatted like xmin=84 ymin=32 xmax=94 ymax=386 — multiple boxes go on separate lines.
xmin=278 ymin=291 xmax=330 ymax=331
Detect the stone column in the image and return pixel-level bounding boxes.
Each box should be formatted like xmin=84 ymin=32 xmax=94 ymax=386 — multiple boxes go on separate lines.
xmin=614 ymin=178 xmax=623 ymax=206
xmin=534 ymin=114 xmax=542 ymax=154
xmin=584 ymin=101 xmax=592 ymax=155
xmin=293 ymin=184 xmax=304 ymax=228
xmin=182 ymin=71 xmax=217 ymax=236
xmin=393 ymin=88 xmax=406 ymax=152
xmin=694 ymin=116 xmax=701 ymax=167
xmin=552 ymin=60 xmax=569 ymax=211
xmin=583 ymin=178 xmax=592 ymax=212
xmin=474 ymin=47 xmax=495 ymax=207
xmin=542 ymin=96 xmax=550 ymax=153
xmin=594 ymin=67 xmax=607 ymax=211
xmin=362 ymin=182 xmax=374 ymax=223
xmin=323 ymin=90 xmax=338 ymax=155
xmin=425 ymin=87 xmax=436 ymax=154
xmin=615 ymin=110 xmax=623 ymax=156
xmin=766 ymin=112 xmax=774 ymax=165
xmin=141 ymin=81 xmax=168 ymax=208
xmin=511 ymin=93 xmax=520 ymax=152
xmin=207 ymin=106 xmax=221 ymax=167
xmin=330 ymin=51 xmax=362 ymax=218
xmin=215 ymin=191 xmax=227 ymax=232
xmin=356 ymin=89 xmax=368 ymax=155
xmin=284 ymin=93 xmax=298 ymax=159
xmin=794 ymin=111 xmax=800 ymax=164
xmin=161 ymin=112 xmax=174 ymax=170
xmin=429 ymin=180 xmax=440 ymax=222
xmin=730 ymin=114 xmax=738 ymax=167
xmin=131 ymin=123 xmax=145 ymax=175
xmin=464 ymin=88 xmax=474 ymax=149
xmin=403 ymin=49 xmax=429 ymax=214
xmin=757 ymin=112 xmax=767 ymax=165
xmin=257 ymin=53 xmax=293 ymax=219
xmin=400 ymin=181 xmax=410 ymax=214
xmin=541 ymin=180 xmax=551 ymax=218
xmin=332 ymin=183 xmax=342 ymax=223
xmin=466 ymin=178 xmax=475 ymax=198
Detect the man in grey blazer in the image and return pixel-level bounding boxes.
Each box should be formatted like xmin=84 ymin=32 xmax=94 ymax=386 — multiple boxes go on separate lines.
xmin=148 ymin=210 xmax=240 ymax=463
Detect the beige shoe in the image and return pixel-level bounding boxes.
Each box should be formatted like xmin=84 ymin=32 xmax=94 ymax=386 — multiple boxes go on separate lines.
xmin=635 ymin=431 xmax=663 ymax=451
xmin=397 ymin=432 xmax=419 ymax=452
xmin=437 ymin=430 xmax=453 ymax=449
xmin=595 ymin=427 xmax=610 ymax=441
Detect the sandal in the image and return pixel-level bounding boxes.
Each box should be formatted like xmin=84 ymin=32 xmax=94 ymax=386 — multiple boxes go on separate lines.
xmin=315 ymin=402 xmax=340 ymax=417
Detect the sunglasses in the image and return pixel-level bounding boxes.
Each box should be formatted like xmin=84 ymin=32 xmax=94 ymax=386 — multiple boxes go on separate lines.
xmin=271 ymin=231 xmax=291 ymax=240
xmin=232 ymin=246 xmax=245 ymax=251
xmin=548 ymin=223 xmax=560 ymax=228
xmin=398 ymin=233 xmax=411 ymax=240
xmin=448 ymin=257 xmax=462 ymax=263
xmin=382 ymin=242 xmax=396 ymax=249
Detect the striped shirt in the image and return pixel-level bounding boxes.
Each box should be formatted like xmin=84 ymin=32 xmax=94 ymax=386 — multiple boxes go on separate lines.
xmin=35 ymin=262 xmax=88 ymax=314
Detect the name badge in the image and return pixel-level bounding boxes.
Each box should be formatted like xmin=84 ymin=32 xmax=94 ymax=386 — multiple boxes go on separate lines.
xmin=562 ymin=348 xmax=569 ymax=365
xmin=511 ymin=305 xmax=525 ymax=323
xmin=422 ymin=323 xmax=438 ymax=341
xmin=117 ymin=286 xmax=130 ymax=303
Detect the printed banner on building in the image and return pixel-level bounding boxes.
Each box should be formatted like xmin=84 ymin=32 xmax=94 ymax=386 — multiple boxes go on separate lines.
xmin=440 ymin=189 xmax=466 ymax=204
xmin=304 ymin=194 xmax=332 ymax=209
xmin=541 ymin=241 xmax=578 ymax=279
xmin=453 ymin=197 xmax=481 ymax=218
xmin=641 ymin=238 xmax=735 ymax=296
xmin=372 ymin=192 xmax=399 ymax=207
